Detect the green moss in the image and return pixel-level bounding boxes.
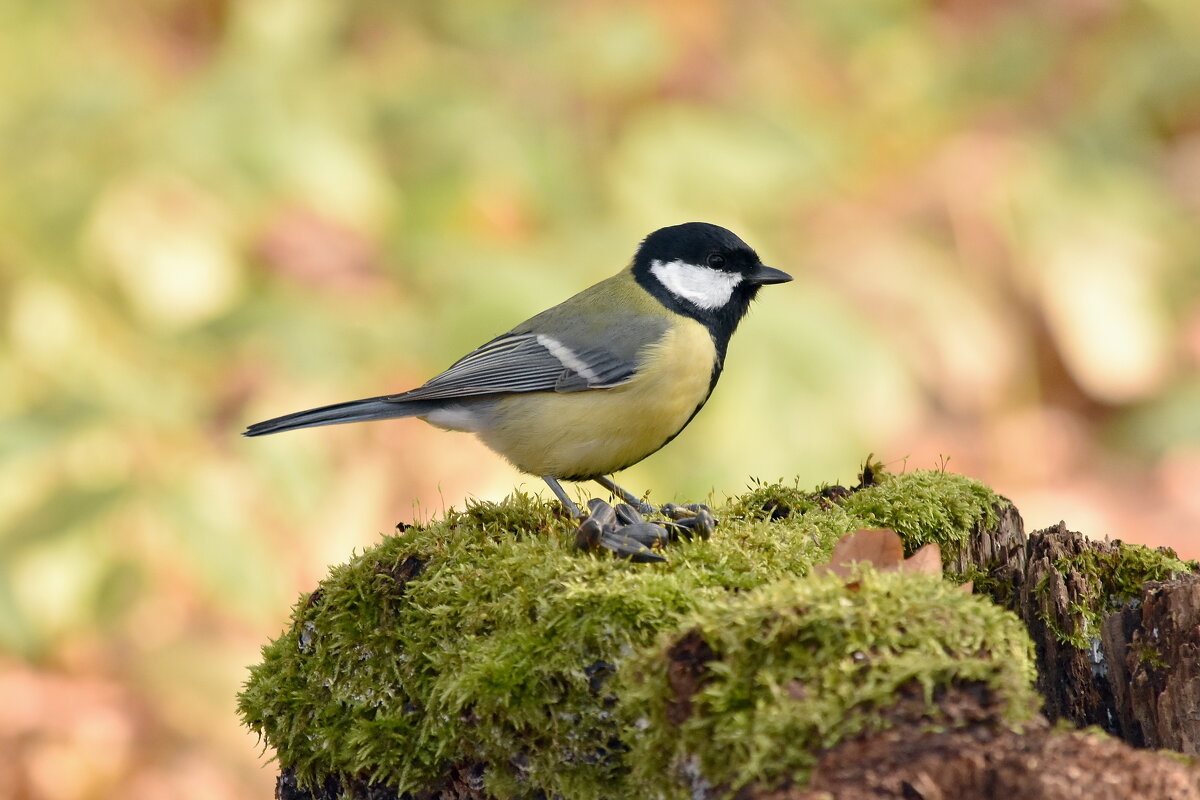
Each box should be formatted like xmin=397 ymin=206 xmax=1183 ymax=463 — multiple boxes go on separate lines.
xmin=1041 ymin=543 xmax=1197 ymax=649
xmin=1056 ymin=544 xmax=1197 ymax=607
xmin=838 ymin=470 xmax=998 ymax=554
xmin=1135 ymin=643 xmax=1169 ymax=670
xmin=730 ymin=468 xmax=1000 ymax=560
xmin=623 ymin=570 xmax=1039 ymax=796
xmin=239 ymin=470 xmax=1029 ymax=799
xmin=946 ymin=561 xmax=1014 ymax=607
xmin=727 ymin=476 xmax=829 ymax=520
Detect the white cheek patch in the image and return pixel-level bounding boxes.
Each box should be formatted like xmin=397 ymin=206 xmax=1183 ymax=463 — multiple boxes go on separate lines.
xmin=649 ymin=259 xmax=743 ymax=310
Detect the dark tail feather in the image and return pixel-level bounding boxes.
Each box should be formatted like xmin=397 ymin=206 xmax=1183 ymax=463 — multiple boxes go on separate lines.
xmin=243 ymin=395 xmax=434 ymax=437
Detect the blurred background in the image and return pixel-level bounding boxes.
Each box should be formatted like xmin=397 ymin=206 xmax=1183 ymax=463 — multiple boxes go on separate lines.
xmin=3 ymin=0 xmax=1199 ymax=796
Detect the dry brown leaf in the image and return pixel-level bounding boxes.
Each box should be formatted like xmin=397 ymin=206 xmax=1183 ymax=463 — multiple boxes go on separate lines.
xmin=900 ymin=543 xmax=943 ymax=577
xmin=814 ymin=528 xmax=905 ymax=578
xmin=816 ymin=529 xmax=947 ymax=582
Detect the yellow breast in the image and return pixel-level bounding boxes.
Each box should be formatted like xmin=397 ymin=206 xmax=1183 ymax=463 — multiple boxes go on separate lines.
xmin=479 ymin=319 xmax=718 ymax=479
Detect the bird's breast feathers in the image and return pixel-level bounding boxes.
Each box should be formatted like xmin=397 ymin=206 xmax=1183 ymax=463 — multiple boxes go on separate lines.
xmin=480 ymin=318 xmax=719 ymax=478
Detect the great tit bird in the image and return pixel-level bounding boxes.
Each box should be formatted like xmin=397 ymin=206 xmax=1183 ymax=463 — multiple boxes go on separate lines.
xmin=245 ymin=222 xmax=791 ymax=533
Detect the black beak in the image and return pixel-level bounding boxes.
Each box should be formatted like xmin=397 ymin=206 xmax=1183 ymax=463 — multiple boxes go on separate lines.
xmin=746 ymin=264 xmax=793 ymax=285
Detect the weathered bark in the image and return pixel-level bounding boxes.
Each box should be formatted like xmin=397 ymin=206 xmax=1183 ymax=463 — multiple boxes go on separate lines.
xmin=1102 ymin=573 xmax=1200 ymax=754
xmin=946 ymin=498 xmax=1028 ymax=583
xmin=1016 ymin=522 xmax=1121 ymax=727
xmin=973 ymin=516 xmax=1200 ymax=752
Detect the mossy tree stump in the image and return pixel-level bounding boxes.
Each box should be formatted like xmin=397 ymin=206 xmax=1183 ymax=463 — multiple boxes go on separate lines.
xmin=239 ymin=470 xmax=1200 ymax=799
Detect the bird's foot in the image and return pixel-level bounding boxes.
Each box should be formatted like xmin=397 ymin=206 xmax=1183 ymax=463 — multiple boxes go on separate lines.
xmin=660 ymin=503 xmax=719 ymax=540
xmin=574 ymin=499 xmax=668 ymax=563
xmin=573 ymin=500 xmax=721 ymax=562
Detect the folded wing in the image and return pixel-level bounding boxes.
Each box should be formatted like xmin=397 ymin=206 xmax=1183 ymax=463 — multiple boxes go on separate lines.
xmin=392 ymin=333 xmax=636 ymax=402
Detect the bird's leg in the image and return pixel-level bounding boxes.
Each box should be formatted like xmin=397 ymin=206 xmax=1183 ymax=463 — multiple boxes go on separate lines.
xmin=583 ymin=476 xmax=718 ymax=544
xmin=544 ymin=476 xmax=666 ymax=563
xmin=542 ymin=476 xmax=583 ymax=518
xmin=593 ymin=475 xmax=655 ymax=516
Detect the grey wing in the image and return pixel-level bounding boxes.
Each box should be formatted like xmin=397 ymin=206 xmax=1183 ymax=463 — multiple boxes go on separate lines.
xmin=391 ymin=333 xmax=638 ymax=402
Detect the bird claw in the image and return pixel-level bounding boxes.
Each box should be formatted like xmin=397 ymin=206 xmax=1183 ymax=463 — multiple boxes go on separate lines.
xmin=575 ymin=499 xmax=668 ymax=563
xmin=661 ymin=502 xmax=716 ymax=520
xmin=599 ymin=530 xmax=668 ymax=563
xmin=586 ymin=498 xmax=617 ymax=527
xmin=660 ymin=503 xmax=718 ymax=540
xmin=619 ymin=521 xmax=671 ymax=548
xmin=614 ymin=502 xmax=644 ymax=526
xmin=573 ymin=498 xmax=721 ymax=561
xmin=574 ymin=514 xmax=605 ymax=551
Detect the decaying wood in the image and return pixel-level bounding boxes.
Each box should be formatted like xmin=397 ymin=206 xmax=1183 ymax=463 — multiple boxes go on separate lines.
xmin=1102 ymin=573 xmax=1200 ymax=754
xmin=973 ymin=513 xmax=1199 ymax=754
xmin=946 ymin=500 xmax=1028 ymax=581
xmin=1016 ymin=522 xmax=1120 ymax=727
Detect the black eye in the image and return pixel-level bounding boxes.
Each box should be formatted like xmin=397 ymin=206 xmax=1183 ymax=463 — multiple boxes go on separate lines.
xmin=706 ymin=253 xmax=726 ymax=269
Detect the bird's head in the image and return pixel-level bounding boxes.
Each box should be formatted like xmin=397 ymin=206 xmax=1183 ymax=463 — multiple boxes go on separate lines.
xmin=632 ymin=222 xmax=791 ymax=343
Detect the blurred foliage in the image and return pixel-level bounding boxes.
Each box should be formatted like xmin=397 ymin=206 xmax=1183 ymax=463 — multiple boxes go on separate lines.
xmin=2 ymin=0 xmax=1200 ymax=796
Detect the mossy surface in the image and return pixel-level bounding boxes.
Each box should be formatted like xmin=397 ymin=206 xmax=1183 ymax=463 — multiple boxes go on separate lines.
xmin=623 ymin=571 xmax=1039 ymax=796
xmin=1041 ymin=541 xmax=1198 ymax=649
xmin=729 ymin=468 xmax=998 ymax=556
xmin=239 ymin=470 xmax=1035 ymax=799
